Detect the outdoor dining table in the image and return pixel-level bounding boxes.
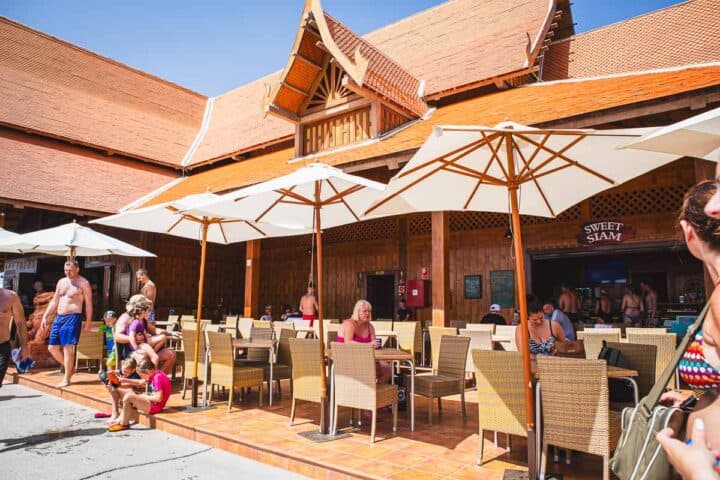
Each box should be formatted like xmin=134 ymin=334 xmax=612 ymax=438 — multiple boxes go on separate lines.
xmin=326 ymin=347 xmax=416 ymax=433
xmin=231 ymin=338 xmax=277 ymax=406
xmin=533 ymin=363 xmax=639 ymax=472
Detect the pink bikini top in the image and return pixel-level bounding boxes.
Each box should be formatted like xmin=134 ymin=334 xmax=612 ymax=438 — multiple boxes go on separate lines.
xmin=336 ymin=322 xmax=373 ymax=343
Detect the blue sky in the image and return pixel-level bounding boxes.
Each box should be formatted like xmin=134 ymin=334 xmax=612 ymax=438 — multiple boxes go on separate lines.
xmin=2 ymin=0 xmax=684 ymax=97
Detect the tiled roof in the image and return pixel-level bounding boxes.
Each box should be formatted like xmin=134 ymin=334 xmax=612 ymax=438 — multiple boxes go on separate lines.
xmin=185 ymin=72 xmax=294 ymax=167
xmin=365 ymin=0 xmax=555 ymax=96
xmin=0 ymin=17 xmax=207 ymax=168
xmin=0 ymin=128 xmax=177 ymax=214
xmin=542 ymin=0 xmax=720 ymax=81
xmin=323 ymin=13 xmax=427 ymax=116
xmin=143 ymin=64 xmax=720 ymax=207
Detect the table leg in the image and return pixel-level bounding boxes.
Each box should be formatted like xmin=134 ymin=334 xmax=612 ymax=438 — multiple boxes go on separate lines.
xmin=406 ymin=359 xmax=415 ymax=432
xmin=535 ymin=381 xmax=542 ymax=476
xmin=202 ymin=346 xmax=210 ymax=407
xmin=330 ymin=363 xmax=336 ymax=435
xmin=268 ymin=347 xmax=274 ymax=406
xmin=422 ymin=330 xmax=428 ymax=367
xmin=623 ymin=377 xmax=639 ymax=405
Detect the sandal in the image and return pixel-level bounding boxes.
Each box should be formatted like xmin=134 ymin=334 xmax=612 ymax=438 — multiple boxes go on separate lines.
xmin=94 ymin=412 xmax=111 ymax=419
xmin=107 ymin=423 xmax=130 ymax=432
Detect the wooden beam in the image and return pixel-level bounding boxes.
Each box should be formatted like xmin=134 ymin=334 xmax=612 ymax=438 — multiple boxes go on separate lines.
xmin=431 ymin=211 xmax=450 ymax=327
xmin=266 ymin=103 xmax=300 ymax=123
xmin=244 ymin=240 xmax=261 ymax=318
xmin=282 ymin=81 xmax=311 ymax=97
xmin=292 ymin=52 xmax=323 ymax=70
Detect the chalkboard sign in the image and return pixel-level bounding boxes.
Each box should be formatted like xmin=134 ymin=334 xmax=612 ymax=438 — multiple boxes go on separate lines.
xmin=490 ymin=270 xmax=515 ymax=308
xmin=464 ymin=275 xmax=482 ymax=299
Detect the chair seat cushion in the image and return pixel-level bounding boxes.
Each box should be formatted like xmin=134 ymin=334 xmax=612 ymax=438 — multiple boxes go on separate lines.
xmin=414 ymin=374 xmax=463 ymax=397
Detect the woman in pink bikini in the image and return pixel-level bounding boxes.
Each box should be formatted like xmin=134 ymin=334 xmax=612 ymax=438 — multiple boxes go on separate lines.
xmin=336 ymin=299 xmax=391 ymax=384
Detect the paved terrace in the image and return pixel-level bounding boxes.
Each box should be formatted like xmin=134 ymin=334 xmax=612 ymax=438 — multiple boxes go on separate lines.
xmin=14 ymin=369 xmax=602 ymax=479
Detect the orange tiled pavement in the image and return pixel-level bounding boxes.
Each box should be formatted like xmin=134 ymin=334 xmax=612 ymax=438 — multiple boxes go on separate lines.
xmin=15 ymin=369 xmax=603 ymax=480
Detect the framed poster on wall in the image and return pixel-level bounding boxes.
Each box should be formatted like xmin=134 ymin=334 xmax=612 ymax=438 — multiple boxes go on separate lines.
xmin=464 ymin=275 xmax=482 ymax=299
xmin=490 ymin=270 xmax=515 ymax=308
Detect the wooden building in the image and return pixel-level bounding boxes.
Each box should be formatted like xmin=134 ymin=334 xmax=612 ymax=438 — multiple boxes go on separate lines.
xmin=1 ymin=0 xmax=720 ymax=323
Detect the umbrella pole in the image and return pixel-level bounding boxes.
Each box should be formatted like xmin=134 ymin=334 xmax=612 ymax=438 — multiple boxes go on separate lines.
xmin=507 ymin=133 xmax=537 ymax=478
xmin=191 ymin=220 xmax=209 ymax=408
xmin=315 ymin=196 xmax=329 ymax=434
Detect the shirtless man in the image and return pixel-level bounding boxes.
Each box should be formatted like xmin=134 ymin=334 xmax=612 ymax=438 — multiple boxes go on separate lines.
xmin=557 ymin=284 xmax=580 ymax=323
xmin=41 ymin=260 xmax=92 ymax=387
xmin=0 ymin=288 xmax=29 ymax=387
xmin=640 ymin=281 xmax=658 ymax=327
xmin=621 ymin=286 xmax=643 ymax=326
xmin=299 ymin=286 xmax=318 ymax=326
xmin=136 ymin=269 xmax=157 ymax=323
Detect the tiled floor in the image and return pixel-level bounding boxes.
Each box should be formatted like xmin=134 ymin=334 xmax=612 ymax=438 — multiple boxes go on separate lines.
xmin=15 ymin=369 xmax=604 ymax=479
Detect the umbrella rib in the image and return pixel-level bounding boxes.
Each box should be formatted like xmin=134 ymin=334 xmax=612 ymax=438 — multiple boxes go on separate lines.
xmin=517 ymin=132 xmax=551 ymax=178
xmin=243 ymin=220 xmax=266 ymax=237
xmin=255 ymin=186 xmax=298 ymax=222
xmin=366 ymin=162 xmax=448 ymax=215
xmin=218 ymin=223 xmax=229 ymax=244
xmin=462 ymin=132 xmax=503 ymax=209
xmin=486 ymin=133 xmax=510 ymax=181
xmin=398 ymin=134 xmax=499 ymax=179
xmin=325 ymin=180 xmax=360 ymax=221
xmin=277 ymin=188 xmax=314 ymax=205
xmin=512 ymin=139 xmax=556 ymax=217
xmin=440 ymin=165 xmax=504 ymax=184
xmin=166 ymin=215 xmax=186 ymax=234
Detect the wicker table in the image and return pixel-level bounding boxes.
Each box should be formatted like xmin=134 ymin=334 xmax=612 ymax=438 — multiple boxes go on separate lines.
xmin=327 ymin=347 xmax=416 ymax=433
xmin=232 ymin=339 xmax=277 ymax=406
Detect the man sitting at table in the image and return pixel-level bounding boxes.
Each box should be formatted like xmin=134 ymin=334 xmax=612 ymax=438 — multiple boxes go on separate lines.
xmin=543 ymin=300 xmax=575 ymax=341
xmin=480 ymin=304 xmax=507 ymax=325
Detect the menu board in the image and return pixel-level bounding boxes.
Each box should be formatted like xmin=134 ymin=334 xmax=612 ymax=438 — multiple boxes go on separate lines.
xmin=490 ymin=270 xmax=515 ymax=308
xmin=464 ymin=275 xmax=482 ymax=299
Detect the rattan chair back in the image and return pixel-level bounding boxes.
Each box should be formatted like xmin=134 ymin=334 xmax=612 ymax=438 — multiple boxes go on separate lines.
xmin=371 ymin=320 xmax=393 ymax=333
xmin=205 ymin=324 xmax=222 ymax=333
xmin=276 ymin=328 xmax=294 ymax=365
xmin=253 ymin=320 xmax=272 ymax=329
xmin=238 ymin=317 xmax=254 ymax=339
xmin=332 ymin=342 xmax=377 ymax=409
xmin=223 ymin=315 xmax=238 ymax=335
xmin=180 ymin=314 xmax=195 ymax=322
xmin=582 ymin=330 xmax=621 ymax=359
xmin=394 ymin=321 xmax=420 ymax=357
xmin=206 ymin=331 xmax=234 ymax=387
xmin=182 ymin=328 xmax=207 ymax=380
xmin=450 ymin=320 xmax=468 ymax=330
xmin=273 ymin=321 xmax=294 ymax=340
xmin=606 ymin=341 xmax=657 ymax=398
xmin=626 ymin=333 xmax=677 ymax=386
xmin=288 ymin=338 xmax=322 ymax=403
xmin=428 ymin=326 xmax=457 ymax=373
xmin=75 ymin=330 xmax=104 ymax=370
xmin=247 ymin=326 xmax=272 ymax=362
xmin=437 ymin=335 xmax=471 ymax=378
xmin=181 ymin=319 xmax=210 ymax=331
xmin=495 ymin=325 xmax=517 ymax=338
xmin=459 ymin=329 xmax=493 ymax=373
xmin=625 ymin=328 xmax=667 ymax=336
xmin=465 ymin=323 xmax=495 ymax=333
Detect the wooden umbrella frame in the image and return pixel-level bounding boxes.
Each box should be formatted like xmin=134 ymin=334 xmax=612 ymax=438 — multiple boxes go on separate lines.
xmin=366 ymin=125 xmax=644 ymax=476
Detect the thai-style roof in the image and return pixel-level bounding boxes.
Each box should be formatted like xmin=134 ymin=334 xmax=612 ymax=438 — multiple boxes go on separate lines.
xmin=0 ymin=128 xmax=176 ymax=214
xmin=542 ymin=0 xmax=720 ymax=81
xmin=143 ymin=63 xmax=720 ymax=207
xmin=0 ymin=17 xmax=207 ymax=168
xmin=265 ymin=0 xmax=428 ymax=120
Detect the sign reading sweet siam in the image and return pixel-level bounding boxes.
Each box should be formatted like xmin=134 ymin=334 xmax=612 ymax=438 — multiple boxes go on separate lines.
xmin=577 ymin=220 xmax=635 ymax=245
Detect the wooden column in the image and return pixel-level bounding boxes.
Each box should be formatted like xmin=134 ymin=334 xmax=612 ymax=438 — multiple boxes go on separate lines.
xmin=398 ymin=217 xmax=408 ymax=283
xmin=244 ymin=240 xmax=261 ymax=318
xmin=431 ymin=211 xmax=450 ymax=326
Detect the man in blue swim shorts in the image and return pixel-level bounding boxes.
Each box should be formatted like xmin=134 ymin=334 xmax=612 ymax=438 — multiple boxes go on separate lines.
xmin=41 ymin=260 xmax=93 ymax=388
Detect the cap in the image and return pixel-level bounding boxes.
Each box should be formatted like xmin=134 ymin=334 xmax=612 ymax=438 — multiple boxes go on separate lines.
xmin=490 ymin=304 xmax=501 ymax=313
xmin=103 ymin=310 xmax=117 ymax=320
xmin=125 ymin=294 xmax=152 ymax=313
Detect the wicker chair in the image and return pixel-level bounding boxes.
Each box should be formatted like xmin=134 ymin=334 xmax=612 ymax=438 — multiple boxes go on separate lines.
xmin=205 ymin=324 xmax=222 ymax=333
xmin=240 ymin=327 xmax=273 ymax=364
xmin=625 ymin=328 xmax=667 ymax=336
xmin=394 ymin=321 xmax=421 ymax=362
xmin=371 ymin=320 xmax=393 ymax=333
xmin=472 ymin=350 xmax=527 ymax=465
xmin=181 ymin=328 xmax=207 ymax=400
xmin=537 ymin=356 xmax=621 ymax=480
xmin=465 ymin=323 xmax=495 ymax=333
xmin=273 ymin=321 xmax=294 ymax=340
xmin=75 ymin=330 xmax=104 ymax=372
xmin=267 ymin=328 xmax=293 ymax=399
xmin=180 ymin=314 xmax=195 ymax=322
xmin=331 ymin=342 xmax=397 ymax=443
xmin=223 ymin=315 xmax=239 ymax=337
xmin=253 ymin=320 xmax=272 ymax=329
xmin=606 ymin=341 xmax=657 ymax=403
xmin=205 ymin=331 xmax=265 ymax=412
xmin=450 ymin=320 xmax=468 ymax=330
xmin=415 ymin=335 xmax=470 ymax=425
xmin=582 ymin=330 xmax=621 ymax=360
xmin=288 ymin=338 xmax=323 ymax=425
xmin=459 ymin=329 xmax=493 ymax=375
xmin=181 ymin=319 xmax=210 ymax=331
xmin=428 ymin=326 xmax=458 ymax=374
xmin=626 ymin=333 xmax=677 ymax=387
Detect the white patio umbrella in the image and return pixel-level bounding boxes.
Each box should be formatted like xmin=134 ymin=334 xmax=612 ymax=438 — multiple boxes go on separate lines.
xmin=621 ymin=106 xmax=720 ymax=161
xmin=0 ymin=227 xmax=19 ymax=242
xmin=365 ymin=121 xmax=678 ymax=471
xmin=0 ymin=220 xmax=155 ymax=258
xmin=187 ymin=162 xmax=386 ymax=432
xmin=92 ymin=192 xmax=309 ymax=407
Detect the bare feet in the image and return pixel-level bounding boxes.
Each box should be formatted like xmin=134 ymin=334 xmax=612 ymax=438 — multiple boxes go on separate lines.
xmin=57 ymin=380 xmax=71 ymax=388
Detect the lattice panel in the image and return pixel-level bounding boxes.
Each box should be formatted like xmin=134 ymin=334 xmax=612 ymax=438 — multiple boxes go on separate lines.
xmin=450 ymin=212 xmax=506 ymax=231
xmin=408 ymin=214 xmax=431 ymax=236
xmin=324 ymin=217 xmax=398 ymax=243
xmin=521 ymin=204 xmax=584 ymax=225
xmin=590 ymin=184 xmax=692 ymax=218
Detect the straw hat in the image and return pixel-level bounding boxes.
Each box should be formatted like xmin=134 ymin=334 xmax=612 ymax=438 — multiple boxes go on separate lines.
xmin=125 ymin=294 xmax=152 ymax=313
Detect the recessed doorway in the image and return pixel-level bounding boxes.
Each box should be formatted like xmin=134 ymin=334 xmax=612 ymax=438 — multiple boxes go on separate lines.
xmin=366 ymin=274 xmax=396 ymax=320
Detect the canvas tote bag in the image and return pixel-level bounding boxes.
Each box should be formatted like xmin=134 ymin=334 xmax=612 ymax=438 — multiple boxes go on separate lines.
xmin=609 ymin=302 xmax=708 ymax=480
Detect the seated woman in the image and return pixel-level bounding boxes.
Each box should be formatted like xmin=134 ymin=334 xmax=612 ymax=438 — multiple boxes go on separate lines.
xmin=337 ymin=299 xmax=391 ymax=384
xmin=515 ymin=300 xmax=566 ymax=358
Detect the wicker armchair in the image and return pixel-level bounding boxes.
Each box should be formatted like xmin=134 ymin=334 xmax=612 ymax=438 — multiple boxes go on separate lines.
xmin=495 ymin=325 xmax=517 ymax=338
xmin=75 ymin=330 xmax=104 ymax=372
xmin=288 ymin=338 xmax=324 ymax=425
xmin=331 ymin=342 xmax=397 ymax=443
xmin=181 ymin=319 xmax=210 ymax=331
xmin=273 ymin=321 xmax=294 ymax=340
xmin=180 ymin=314 xmax=195 ymax=322
xmin=267 ymin=328 xmax=293 ymax=399
xmin=626 ymin=333 xmax=677 ymax=387
xmin=450 ymin=320 xmax=468 ymax=330
xmin=625 ymin=328 xmax=667 ymax=336
xmin=581 ymin=330 xmax=621 ymax=359
xmin=205 ymin=331 xmax=265 ymax=412
xmin=181 ymin=328 xmax=207 ymax=400
xmin=472 ymin=350 xmax=527 ymax=465
xmin=415 ymin=335 xmax=470 ymax=425
xmin=240 ymin=327 xmax=273 ymax=363
xmin=237 ymin=317 xmax=254 ymax=339
xmin=606 ymin=341 xmax=656 ymax=404
xmin=428 ymin=326 xmax=458 ymax=374
xmin=394 ymin=321 xmax=421 ymax=362
xmin=459 ymin=329 xmax=493 ymax=375
xmin=465 ymin=324 xmax=495 ymax=333
xmin=223 ymin=315 xmax=239 ymax=338
xmin=537 ymin=356 xmax=621 ymax=480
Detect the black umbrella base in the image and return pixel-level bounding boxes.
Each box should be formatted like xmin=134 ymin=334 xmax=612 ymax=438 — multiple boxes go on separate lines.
xmin=297 ymin=429 xmax=351 ymax=443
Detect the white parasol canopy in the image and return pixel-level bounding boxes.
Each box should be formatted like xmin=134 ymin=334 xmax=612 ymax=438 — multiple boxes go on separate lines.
xmin=367 ymin=122 xmax=679 ymax=219
xmin=621 ymin=106 xmax=720 ymax=161
xmin=0 ymin=227 xmax=19 ymax=242
xmin=0 ymin=221 xmax=155 ymax=258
